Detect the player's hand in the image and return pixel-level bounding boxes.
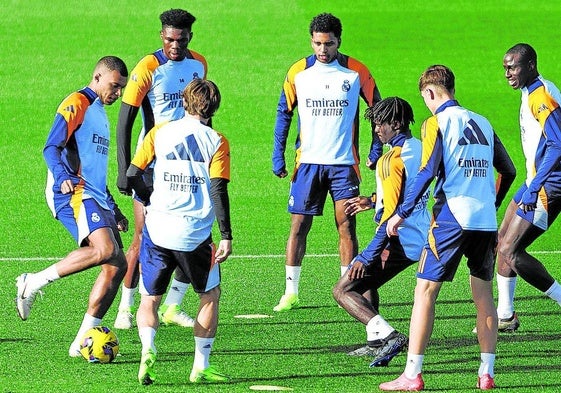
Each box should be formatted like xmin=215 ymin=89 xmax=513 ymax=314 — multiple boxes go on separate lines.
xmin=366 ymin=157 xmax=376 ymax=170
xmin=60 ymin=179 xmax=75 ymax=194
xmin=113 ymin=207 xmax=129 ymax=232
xmin=386 ymin=214 xmax=403 ymax=237
xmin=519 ymin=190 xmax=537 ymax=213
xmin=346 ymin=260 xmax=366 ymax=281
xmin=518 ymin=202 xmax=536 ymax=213
xmin=215 ymin=239 xmax=232 ymax=263
xmin=344 ymin=196 xmax=372 ymax=216
xmin=116 ymin=217 xmax=129 ymax=232
xmin=273 ymin=168 xmax=288 ymax=178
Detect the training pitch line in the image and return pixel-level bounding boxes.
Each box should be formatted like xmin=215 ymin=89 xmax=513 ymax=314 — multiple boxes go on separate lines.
xmin=1 ymin=250 xmax=560 ymax=262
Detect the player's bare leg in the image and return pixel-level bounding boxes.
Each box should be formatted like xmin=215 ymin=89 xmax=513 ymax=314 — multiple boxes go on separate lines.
xmin=60 ymin=228 xmax=127 ymax=356
xmin=274 ymin=214 xmax=313 ymax=311
xmin=471 ymin=275 xmax=497 ymax=389
xmin=334 ymin=198 xmax=358 ymax=270
xmin=190 ymin=286 xmax=229 ymax=383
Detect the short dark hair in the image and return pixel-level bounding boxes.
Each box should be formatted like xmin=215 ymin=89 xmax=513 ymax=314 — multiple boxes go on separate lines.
xmin=419 ymin=64 xmax=455 ymax=92
xmin=365 ymin=97 xmax=414 ymax=130
xmin=97 ymin=56 xmax=128 ymax=77
xmin=160 ymin=9 xmax=196 ymax=30
xmin=507 ymin=43 xmax=538 ymax=67
xmin=183 ymin=79 xmax=221 ymax=119
xmin=309 ymin=13 xmax=342 ymax=38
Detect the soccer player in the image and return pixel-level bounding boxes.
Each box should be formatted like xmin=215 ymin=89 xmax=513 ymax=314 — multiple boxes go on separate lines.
xmin=15 ymin=56 xmax=129 ymax=358
xmin=332 ymin=97 xmax=430 ymax=367
xmin=495 ymin=43 xmax=561 ymax=332
xmin=380 ymin=65 xmax=515 ymax=391
xmin=130 ymin=79 xmax=232 ymax=385
xmin=271 ymin=12 xmax=382 ymax=312
xmin=114 ymin=9 xmax=208 ymax=329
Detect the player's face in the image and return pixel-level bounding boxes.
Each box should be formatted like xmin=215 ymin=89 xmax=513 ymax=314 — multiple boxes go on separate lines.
xmin=503 ymin=52 xmax=534 ymax=90
xmin=311 ymin=32 xmax=340 ymax=64
xmin=374 ymin=121 xmax=397 ymax=144
xmin=96 ymin=70 xmax=127 ymax=105
xmin=161 ymin=27 xmax=191 ymax=61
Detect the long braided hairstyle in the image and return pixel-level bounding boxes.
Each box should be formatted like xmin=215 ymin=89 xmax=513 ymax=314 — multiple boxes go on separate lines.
xmin=364 ymin=96 xmax=414 ymax=131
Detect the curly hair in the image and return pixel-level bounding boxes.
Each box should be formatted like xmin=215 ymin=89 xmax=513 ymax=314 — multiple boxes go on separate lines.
xmin=309 ymin=13 xmax=342 ymax=38
xmin=160 ymin=9 xmax=196 ymax=30
xmin=364 ymin=97 xmax=414 ymax=130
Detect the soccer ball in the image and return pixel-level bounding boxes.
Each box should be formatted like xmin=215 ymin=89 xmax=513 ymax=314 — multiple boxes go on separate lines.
xmin=79 ymin=326 xmax=119 ymax=363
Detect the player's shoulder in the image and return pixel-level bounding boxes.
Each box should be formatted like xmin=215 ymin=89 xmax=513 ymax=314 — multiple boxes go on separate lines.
xmin=133 ymin=50 xmax=165 ymax=72
xmin=187 ymin=49 xmax=207 ymax=63
xmin=338 ymin=53 xmax=370 ymax=72
xmin=287 ymin=56 xmax=310 ymax=72
xmin=57 ymin=88 xmax=94 ymax=114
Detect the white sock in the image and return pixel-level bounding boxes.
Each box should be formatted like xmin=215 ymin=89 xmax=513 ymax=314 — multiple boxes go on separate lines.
xmin=404 ymin=353 xmax=424 ymax=379
xmin=496 ymin=274 xmax=517 ymax=319
xmin=193 ymin=336 xmax=214 ymax=370
xmin=545 ymin=281 xmax=561 ymax=306
xmin=340 ymin=265 xmax=348 ymax=277
xmin=138 ymin=326 xmax=157 ymax=354
xmin=163 ymin=279 xmax=189 ymax=306
xmin=285 ymin=266 xmax=301 ymax=295
xmin=118 ymin=285 xmax=137 ymax=310
xmin=366 ymin=315 xmax=395 ymax=342
xmin=29 ymin=265 xmax=60 ymax=292
xmin=71 ymin=313 xmax=102 ymax=350
xmin=478 ymin=352 xmax=495 ymax=377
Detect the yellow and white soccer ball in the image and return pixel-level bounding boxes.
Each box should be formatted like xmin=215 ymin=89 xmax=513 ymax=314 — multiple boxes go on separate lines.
xmin=79 ymin=326 xmax=119 ymax=363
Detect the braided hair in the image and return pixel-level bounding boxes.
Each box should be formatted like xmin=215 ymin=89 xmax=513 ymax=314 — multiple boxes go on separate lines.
xmin=364 ymin=97 xmax=414 ymax=130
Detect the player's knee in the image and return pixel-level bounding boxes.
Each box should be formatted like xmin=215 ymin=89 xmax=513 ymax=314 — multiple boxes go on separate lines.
xmin=94 ymin=240 xmax=119 ymax=263
xmin=332 ymin=285 xmax=341 ymax=303
xmin=497 ymin=242 xmax=516 ymax=267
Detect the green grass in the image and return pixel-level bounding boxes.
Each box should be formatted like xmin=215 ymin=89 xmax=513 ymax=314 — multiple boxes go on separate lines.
xmin=1 ymin=0 xmax=561 ymax=392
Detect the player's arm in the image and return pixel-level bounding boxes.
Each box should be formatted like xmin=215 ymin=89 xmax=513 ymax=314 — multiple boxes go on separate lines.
xmin=125 ymin=126 xmax=157 ymax=205
xmin=272 ymin=90 xmax=294 ymax=178
xmin=396 ymin=119 xmax=441 ymax=220
xmin=272 ymin=64 xmax=301 ymax=178
xmin=366 ymin=87 xmax=383 ymax=169
xmin=211 ymin=177 xmax=232 ymax=241
xmin=354 ymin=59 xmax=383 ymax=169
xmin=116 ymin=102 xmax=140 ymax=195
xmin=524 ymin=99 xmax=561 ymax=206
xmin=44 ymin=94 xmax=87 ymax=192
xmin=105 ymin=187 xmax=128 ymax=232
xmin=43 ymin=114 xmax=72 ymax=188
xmin=210 ymin=135 xmax=232 ymax=263
xmin=126 ymin=164 xmax=151 ymax=205
xmin=492 ymin=133 xmax=516 ymax=209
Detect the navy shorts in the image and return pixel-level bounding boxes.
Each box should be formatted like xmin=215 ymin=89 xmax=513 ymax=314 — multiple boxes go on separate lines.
xmin=417 ymin=221 xmax=497 ymax=282
xmin=288 ymin=163 xmax=360 ymax=215
xmin=351 ymin=235 xmax=416 ymax=292
xmin=57 ymin=198 xmax=123 ymax=248
xmin=513 ymin=183 xmax=561 ymax=231
xmin=139 ymin=227 xmax=220 ymax=296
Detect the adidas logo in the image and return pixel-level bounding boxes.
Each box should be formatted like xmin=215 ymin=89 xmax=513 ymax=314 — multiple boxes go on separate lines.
xmin=458 ymin=119 xmax=489 ymax=146
xmin=165 ymin=134 xmax=204 ymax=162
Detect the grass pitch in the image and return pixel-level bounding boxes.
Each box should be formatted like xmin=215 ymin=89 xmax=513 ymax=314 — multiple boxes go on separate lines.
xmin=1 ymin=1 xmax=561 ymax=392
